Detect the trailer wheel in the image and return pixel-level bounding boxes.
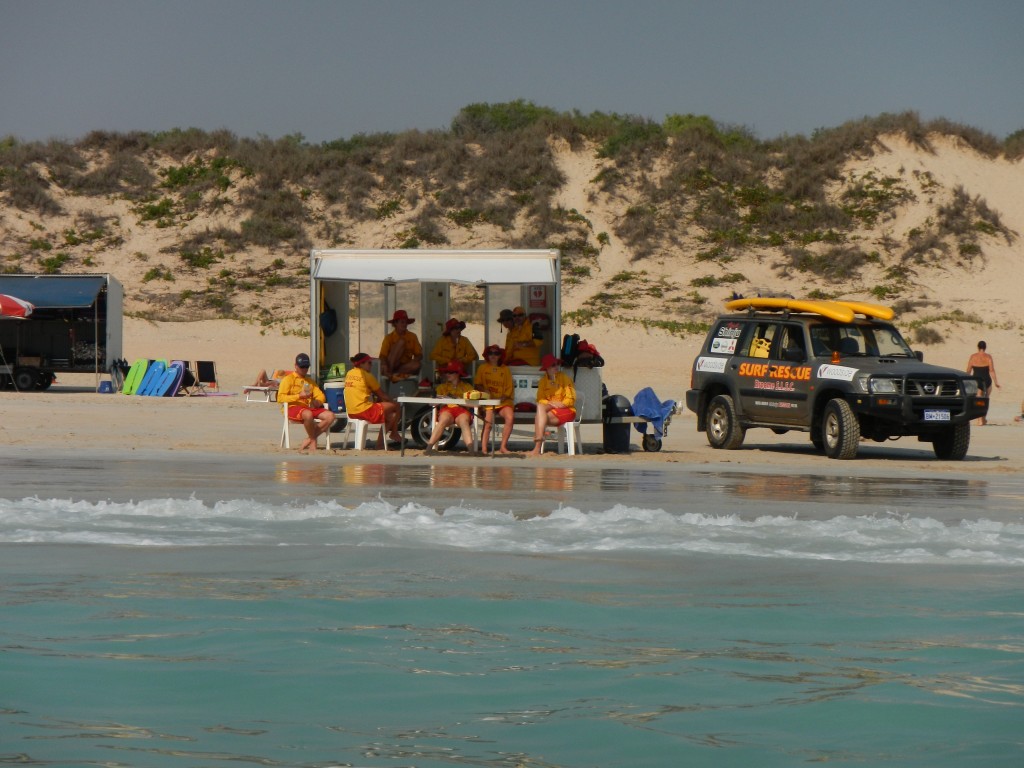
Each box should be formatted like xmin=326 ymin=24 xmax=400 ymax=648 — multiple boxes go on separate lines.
xmin=13 ymin=367 xmax=37 ymax=391
xmin=642 ymin=434 xmax=662 ymax=452
xmin=37 ymin=370 xmax=54 ymax=390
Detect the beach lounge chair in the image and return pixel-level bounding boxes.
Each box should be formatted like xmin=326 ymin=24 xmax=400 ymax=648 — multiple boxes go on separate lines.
xmin=190 ymin=360 xmax=218 ymax=396
xmin=540 ymin=393 xmax=584 ymax=455
xmin=244 ymin=369 xmax=287 ymax=402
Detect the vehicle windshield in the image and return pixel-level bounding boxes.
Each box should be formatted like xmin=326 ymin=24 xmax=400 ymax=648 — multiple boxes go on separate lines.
xmin=809 ymin=322 xmax=915 ymax=357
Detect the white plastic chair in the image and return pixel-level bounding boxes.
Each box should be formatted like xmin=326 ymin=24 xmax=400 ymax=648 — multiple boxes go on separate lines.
xmin=280 ymin=408 xmax=332 ymax=449
xmin=541 ymin=394 xmax=584 ymax=455
xmin=338 ymin=417 xmax=389 ymax=452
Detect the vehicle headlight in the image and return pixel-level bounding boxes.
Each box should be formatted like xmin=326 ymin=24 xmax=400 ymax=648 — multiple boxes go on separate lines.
xmin=869 ymin=378 xmax=898 ymax=394
xmin=963 ymin=379 xmax=979 ymax=396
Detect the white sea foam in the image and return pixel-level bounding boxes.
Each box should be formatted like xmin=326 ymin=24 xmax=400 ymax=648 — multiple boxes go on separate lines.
xmin=1 ymin=495 xmax=1022 ymax=565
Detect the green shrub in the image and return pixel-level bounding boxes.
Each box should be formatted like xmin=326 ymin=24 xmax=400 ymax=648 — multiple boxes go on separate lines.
xmin=40 ymin=252 xmax=71 ymax=274
xmin=179 ymin=246 xmax=222 ymax=269
xmin=143 ymin=266 xmax=174 ymax=282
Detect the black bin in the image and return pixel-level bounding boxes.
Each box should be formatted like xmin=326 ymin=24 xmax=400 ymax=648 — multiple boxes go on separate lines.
xmin=602 ymin=394 xmax=633 ymax=453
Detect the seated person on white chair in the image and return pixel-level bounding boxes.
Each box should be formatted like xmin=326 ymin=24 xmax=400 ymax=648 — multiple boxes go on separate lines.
xmin=474 ymin=344 xmax=515 ymax=454
xmin=527 ymin=354 xmax=577 ymax=457
xmin=277 ymin=353 xmax=335 ymax=452
xmin=424 ymin=360 xmax=475 ymax=454
xmin=344 ymin=352 xmax=401 ymax=449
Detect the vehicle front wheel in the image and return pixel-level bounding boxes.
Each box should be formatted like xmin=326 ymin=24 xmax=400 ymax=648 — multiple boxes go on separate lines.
xmin=822 ymin=398 xmax=860 ymax=460
xmin=933 ymin=423 xmax=970 ymax=460
xmin=705 ymin=394 xmax=745 ymax=450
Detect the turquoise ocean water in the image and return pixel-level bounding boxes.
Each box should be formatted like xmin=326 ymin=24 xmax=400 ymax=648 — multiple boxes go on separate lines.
xmin=1 ymin=452 xmax=1022 ymax=767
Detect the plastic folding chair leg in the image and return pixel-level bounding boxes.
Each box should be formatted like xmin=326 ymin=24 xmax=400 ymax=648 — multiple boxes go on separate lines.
xmin=281 ymin=410 xmax=332 ymax=449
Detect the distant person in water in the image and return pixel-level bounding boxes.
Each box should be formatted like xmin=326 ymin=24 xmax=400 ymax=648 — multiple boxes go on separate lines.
xmin=966 ymin=340 xmax=1000 ymax=425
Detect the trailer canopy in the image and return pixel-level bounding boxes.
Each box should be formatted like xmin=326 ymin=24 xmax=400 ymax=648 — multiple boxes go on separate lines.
xmin=0 ymin=275 xmax=107 ymax=309
xmin=310 ymin=249 xmax=559 ymax=285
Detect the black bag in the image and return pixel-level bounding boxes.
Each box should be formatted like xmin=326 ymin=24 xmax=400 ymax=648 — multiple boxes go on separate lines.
xmin=319 ymin=301 xmax=338 ymax=337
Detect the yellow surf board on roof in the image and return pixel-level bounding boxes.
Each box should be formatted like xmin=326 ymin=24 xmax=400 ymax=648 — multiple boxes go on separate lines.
xmin=833 ymin=300 xmax=896 ymax=320
xmin=725 ymin=297 xmax=855 ymax=323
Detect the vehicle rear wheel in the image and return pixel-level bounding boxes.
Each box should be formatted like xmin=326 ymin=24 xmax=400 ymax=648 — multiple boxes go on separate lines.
xmin=13 ymin=367 xmax=37 ymax=391
xmin=822 ymin=398 xmax=860 ymax=459
xmin=933 ymin=423 xmax=970 ymax=460
xmin=705 ymin=394 xmax=745 ymax=450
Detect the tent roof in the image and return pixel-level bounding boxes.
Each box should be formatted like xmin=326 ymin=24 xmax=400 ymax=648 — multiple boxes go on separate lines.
xmin=0 ymin=275 xmax=107 ymax=309
xmin=310 ymin=249 xmax=560 ymax=285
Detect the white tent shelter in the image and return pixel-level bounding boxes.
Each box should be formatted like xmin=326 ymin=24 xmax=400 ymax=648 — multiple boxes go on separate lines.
xmin=308 ymin=249 xmax=562 ymax=378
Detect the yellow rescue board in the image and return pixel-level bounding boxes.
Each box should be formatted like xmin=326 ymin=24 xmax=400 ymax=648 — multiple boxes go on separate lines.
xmin=724 ymin=297 xmax=855 ymax=322
xmin=833 ymin=300 xmax=896 ymax=320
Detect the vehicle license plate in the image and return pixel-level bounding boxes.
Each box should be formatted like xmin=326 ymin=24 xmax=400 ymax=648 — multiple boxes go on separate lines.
xmin=924 ymin=409 xmax=951 ymax=422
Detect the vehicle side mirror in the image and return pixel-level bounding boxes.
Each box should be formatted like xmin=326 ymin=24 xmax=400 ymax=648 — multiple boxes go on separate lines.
xmin=914 ymin=350 xmax=924 ymax=362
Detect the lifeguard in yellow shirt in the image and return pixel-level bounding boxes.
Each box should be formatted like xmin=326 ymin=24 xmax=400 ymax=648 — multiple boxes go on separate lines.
xmin=344 ymin=352 xmax=401 ymax=449
xmin=503 ymin=306 xmax=542 ymax=367
xmin=379 ymin=309 xmax=423 ymax=383
xmin=277 ymin=352 xmax=335 ymax=452
xmin=424 ymin=360 xmax=475 ymax=454
xmin=430 ymin=317 xmax=479 ymax=369
xmin=527 ymin=354 xmax=576 ymax=456
xmin=474 ymin=344 xmax=515 ymax=454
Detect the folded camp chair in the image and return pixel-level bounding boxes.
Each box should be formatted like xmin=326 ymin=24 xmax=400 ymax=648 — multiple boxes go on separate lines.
xmin=191 ymin=360 xmax=218 ymax=396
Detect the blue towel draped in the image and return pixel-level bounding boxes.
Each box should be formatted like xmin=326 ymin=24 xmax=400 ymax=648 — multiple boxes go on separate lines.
xmin=631 ymin=387 xmax=675 ymax=438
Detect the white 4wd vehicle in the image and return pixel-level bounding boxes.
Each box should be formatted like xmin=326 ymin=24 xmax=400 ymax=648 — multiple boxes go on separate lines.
xmin=685 ymin=299 xmax=989 ymax=460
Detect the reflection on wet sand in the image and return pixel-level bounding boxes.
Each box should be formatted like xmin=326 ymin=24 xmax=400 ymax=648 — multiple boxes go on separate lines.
xmin=275 ymin=461 xmax=577 ymax=494
xmin=715 ymin=471 xmax=988 ymax=504
xmin=270 ymin=461 xmax=1009 ymax=522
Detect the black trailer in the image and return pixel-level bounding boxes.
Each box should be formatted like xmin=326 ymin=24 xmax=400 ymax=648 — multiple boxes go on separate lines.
xmin=0 ymin=274 xmax=123 ymax=390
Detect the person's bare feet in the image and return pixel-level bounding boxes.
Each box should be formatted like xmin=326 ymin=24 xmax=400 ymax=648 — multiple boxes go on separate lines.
xmin=299 ymin=437 xmax=316 ymax=452
xmin=498 ymin=446 xmax=513 ymax=454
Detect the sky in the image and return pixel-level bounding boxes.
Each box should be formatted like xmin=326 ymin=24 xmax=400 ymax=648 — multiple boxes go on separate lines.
xmin=3 ymin=0 xmax=1023 ymax=145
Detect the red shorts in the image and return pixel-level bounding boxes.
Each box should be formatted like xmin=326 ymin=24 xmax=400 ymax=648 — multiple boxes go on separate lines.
xmin=441 ymin=404 xmax=470 ymax=420
xmin=550 ymin=407 xmax=575 ymax=425
xmin=288 ymin=404 xmax=331 ymax=422
xmin=349 ymin=403 xmax=385 ymax=424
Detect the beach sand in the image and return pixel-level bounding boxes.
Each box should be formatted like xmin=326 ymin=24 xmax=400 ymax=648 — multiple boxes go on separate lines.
xmin=2 ymin=314 xmax=1022 ymax=476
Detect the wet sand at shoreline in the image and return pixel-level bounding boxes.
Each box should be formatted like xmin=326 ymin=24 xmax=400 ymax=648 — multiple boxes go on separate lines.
xmin=3 ymin=382 xmax=1023 ymax=528
xmin=3 ymin=382 xmax=1022 ymax=474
